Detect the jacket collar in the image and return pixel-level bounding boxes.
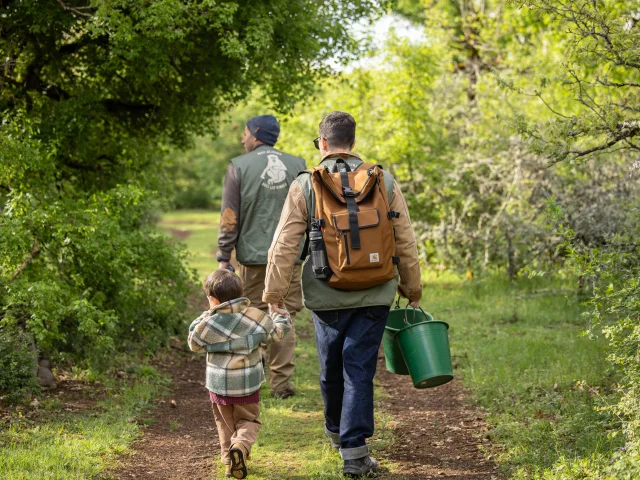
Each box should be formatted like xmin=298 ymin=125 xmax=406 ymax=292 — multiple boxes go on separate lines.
xmin=210 ymin=297 xmax=251 ymax=314
xmin=253 ymin=144 xmax=276 ymax=152
xmin=319 ymin=151 xmax=362 ymax=164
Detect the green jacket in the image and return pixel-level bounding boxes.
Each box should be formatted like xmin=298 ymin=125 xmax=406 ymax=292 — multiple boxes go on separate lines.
xmin=217 ymin=145 xmax=306 ymax=265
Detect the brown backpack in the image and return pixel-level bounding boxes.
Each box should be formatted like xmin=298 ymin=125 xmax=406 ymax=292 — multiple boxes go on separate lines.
xmin=306 ymin=159 xmax=399 ymax=291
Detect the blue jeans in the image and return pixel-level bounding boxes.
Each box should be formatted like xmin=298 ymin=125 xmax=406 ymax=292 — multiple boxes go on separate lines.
xmin=312 ymin=305 xmax=390 ymax=460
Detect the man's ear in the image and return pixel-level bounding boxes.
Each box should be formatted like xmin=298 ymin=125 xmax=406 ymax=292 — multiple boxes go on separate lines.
xmin=321 ymin=137 xmax=329 ymax=150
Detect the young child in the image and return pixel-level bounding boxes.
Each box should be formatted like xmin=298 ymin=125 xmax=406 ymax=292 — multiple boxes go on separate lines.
xmin=188 ymin=269 xmax=291 ymax=479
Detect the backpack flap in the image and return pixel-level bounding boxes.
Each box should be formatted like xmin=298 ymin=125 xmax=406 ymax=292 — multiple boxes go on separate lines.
xmin=315 ymin=166 xmax=379 ymax=205
xmin=316 ymin=164 xmax=381 ymax=250
xmin=332 ymin=209 xmax=380 ymax=231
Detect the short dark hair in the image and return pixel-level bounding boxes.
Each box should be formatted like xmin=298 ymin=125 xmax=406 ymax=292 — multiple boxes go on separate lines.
xmin=319 ymin=111 xmax=356 ymax=149
xmin=203 ymin=269 xmax=243 ymax=303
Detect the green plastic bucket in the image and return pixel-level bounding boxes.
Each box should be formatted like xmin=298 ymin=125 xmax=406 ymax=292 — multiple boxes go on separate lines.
xmin=397 ymin=308 xmax=453 ymax=388
xmin=384 ymin=306 xmax=453 ymax=388
xmin=383 ymin=308 xmax=434 ymax=375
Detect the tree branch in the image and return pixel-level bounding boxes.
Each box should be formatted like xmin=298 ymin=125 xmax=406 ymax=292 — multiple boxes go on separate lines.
xmin=547 ymin=122 xmax=640 ymax=166
xmin=597 ymin=79 xmax=640 ymax=88
xmin=10 ymin=239 xmax=40 ymax=283
xmin=56 ymin=0 xmax=94 ymax=18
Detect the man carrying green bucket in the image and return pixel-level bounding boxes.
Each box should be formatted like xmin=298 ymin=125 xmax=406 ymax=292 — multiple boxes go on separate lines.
xmin=263 ymin=112 xmax=423 ymax=478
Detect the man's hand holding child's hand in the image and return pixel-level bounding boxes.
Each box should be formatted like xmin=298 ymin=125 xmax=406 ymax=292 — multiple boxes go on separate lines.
xmin=269 ymin=303 xmax=288 ymax=316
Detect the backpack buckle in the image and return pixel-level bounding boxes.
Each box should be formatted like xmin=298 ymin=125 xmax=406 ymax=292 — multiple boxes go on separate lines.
xmin=343 ymin=187 xmax=356 ymax=198
xmin=387 ymin=210 xmax=400 ymax=219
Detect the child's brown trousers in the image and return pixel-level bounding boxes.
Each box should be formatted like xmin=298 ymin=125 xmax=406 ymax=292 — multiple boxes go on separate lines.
xmin=211 ymin=403 xmax=261 ymax=465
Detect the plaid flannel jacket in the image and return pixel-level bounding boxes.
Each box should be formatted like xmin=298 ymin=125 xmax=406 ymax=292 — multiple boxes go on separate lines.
xmin=187 ymin=297 xmax=291 ymax=397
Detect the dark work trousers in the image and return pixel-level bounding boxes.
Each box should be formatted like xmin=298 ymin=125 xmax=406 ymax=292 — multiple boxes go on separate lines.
xmin=312 ymin=305 xmax=390 ymax=460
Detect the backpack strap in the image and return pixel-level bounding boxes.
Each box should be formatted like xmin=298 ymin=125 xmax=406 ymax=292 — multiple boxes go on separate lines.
xmin=297 ymin=171 xmax=315 ymax=260
xmin=339 ymin=169 xmax=361 ymax=249
xmin=332 ymin=159 xmax=361 ymax=249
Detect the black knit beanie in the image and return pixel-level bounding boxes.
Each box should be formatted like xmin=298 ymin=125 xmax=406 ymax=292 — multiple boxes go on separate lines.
xmin=246 ymin=115 xmax=280 ymax=146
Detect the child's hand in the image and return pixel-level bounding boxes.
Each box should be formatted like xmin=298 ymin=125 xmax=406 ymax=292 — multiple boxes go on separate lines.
xmin=269 ymin=303 xmax=288 ymax=316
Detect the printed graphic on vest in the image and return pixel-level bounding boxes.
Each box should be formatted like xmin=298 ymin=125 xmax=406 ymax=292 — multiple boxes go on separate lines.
xmin=260 ymin=154 xmax=288 ymax=190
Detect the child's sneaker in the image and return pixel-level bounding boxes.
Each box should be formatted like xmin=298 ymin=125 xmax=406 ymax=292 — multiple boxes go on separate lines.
xmin=229 ymin=443 xmax=248 ymax=479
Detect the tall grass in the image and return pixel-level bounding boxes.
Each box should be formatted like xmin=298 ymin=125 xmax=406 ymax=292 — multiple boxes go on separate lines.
xmin=425 ymin=273 xmax=620 ymax=477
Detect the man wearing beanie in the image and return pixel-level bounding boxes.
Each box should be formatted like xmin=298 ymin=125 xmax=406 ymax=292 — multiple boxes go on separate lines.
xmin=216 ymin=114 xmax=306 ymax=399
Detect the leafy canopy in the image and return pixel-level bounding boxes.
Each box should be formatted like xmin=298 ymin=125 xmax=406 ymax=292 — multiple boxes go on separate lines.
xmin=0 ymin=0 xmax=382 ymax=381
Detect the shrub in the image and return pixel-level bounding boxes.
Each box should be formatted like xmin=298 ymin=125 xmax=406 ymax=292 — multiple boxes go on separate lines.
xmin=562 ymin=202 xmax=640 ymax=476
xmin=0 ymin=326 xmax=39 ymax=403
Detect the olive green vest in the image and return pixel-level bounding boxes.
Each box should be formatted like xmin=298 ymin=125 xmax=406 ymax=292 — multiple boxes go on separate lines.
xmin=232 ymin=145 xmax=306 ymax=265
xmin=297 ymin=156 xmax=399 ymax=311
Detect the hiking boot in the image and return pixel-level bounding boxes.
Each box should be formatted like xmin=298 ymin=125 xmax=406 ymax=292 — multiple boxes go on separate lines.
xmin=270 ymin=386 xmax=295 ymax=400
xmin=229 ymin=443 xmax=248 ymax=479
xmin=324 ymin=425 xmax=340 ymax=451
xmin=343 ymin=455 xmax=378 ymax=478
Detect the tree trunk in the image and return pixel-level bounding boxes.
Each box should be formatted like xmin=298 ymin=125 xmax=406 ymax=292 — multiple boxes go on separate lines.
xmin=506 ymin=229 xmax=516 ymax=282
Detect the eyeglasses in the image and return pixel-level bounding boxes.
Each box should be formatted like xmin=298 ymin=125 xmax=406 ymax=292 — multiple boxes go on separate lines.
xmin=313 ymin=137 xmax=320 ymax=150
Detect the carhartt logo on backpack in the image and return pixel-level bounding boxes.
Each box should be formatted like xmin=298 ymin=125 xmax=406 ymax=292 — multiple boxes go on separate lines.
xmin=370 ymin=253 xmax=380 ymax=263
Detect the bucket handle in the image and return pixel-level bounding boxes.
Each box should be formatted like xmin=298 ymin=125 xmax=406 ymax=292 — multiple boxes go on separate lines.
xmin=401 ymin=300 xmax=434 ymax=325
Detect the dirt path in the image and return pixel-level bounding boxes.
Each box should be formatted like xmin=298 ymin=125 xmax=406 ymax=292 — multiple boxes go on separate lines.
xmin=376 ymin=354 xmax=500 ymax=480
xmin=110 ymin=344 xmax=499 ymax=480
xmin=110 ymin=351 xmax=218 ymax=480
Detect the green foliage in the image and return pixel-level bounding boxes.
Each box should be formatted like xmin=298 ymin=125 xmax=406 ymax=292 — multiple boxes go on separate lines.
xmin=168 ymin=101 xmax=265 ymax=209
xmin=0 ymin=327 xmax=39 ymax=403
xmin=505 ymin=1 xmax=640 ymax=476
xmin=518 ymin=0 xmax=640 ymax=164
xmin=275 ymin=5 xmax=638 ymax=280
xmin=1 ymin=174 xmax=195 ymax=368
xmin=0 ymin=0 xmax=382 ymax=389
xmin=557 ymin=203 xmax=640 ymax=477
xmin=296 ymin=1 xmax=640 ymax=284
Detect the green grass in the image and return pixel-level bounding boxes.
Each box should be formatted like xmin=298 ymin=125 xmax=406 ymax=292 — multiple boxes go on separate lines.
xmin=0 ymin=363 xmax=170 ymax=479
xmin=423 ymin=272 xmax=620 ymax=478
xmin=157 ymin=209 xmax=220 ymax=280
